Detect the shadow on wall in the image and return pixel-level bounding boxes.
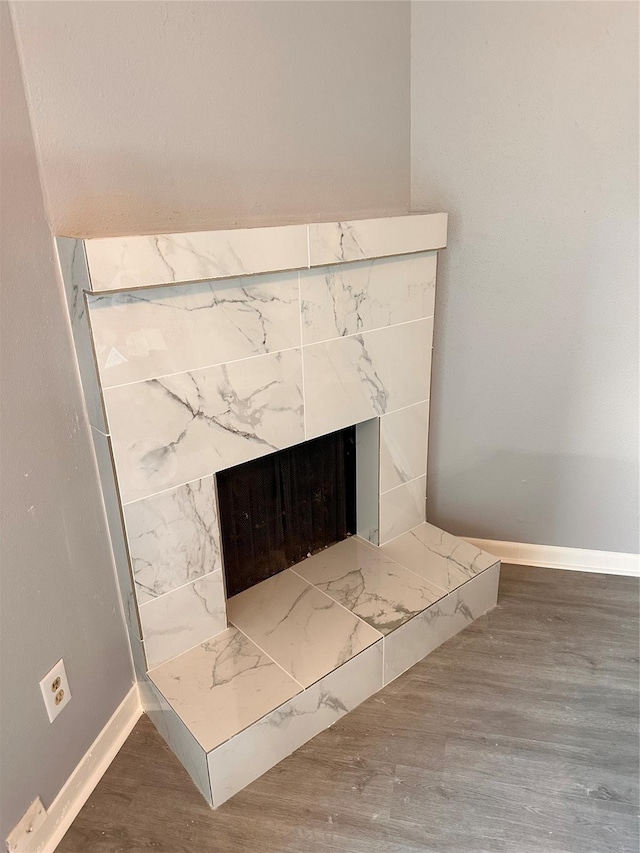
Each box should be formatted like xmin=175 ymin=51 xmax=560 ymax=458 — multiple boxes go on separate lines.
xmin=427 ymin=450 xmax=639 ymax=555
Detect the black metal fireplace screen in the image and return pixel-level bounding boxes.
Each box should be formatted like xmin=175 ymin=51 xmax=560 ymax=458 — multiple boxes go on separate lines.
xmin=216 ymin=427 xmax=357 ymax=598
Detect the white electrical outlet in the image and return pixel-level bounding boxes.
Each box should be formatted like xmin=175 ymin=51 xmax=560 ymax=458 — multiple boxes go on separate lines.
xmin=39 ymin=659 xmax=71 ymax=722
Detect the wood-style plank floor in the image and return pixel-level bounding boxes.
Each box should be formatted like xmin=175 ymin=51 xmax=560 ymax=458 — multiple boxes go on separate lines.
xmin=58 ymin=565 xmax=639 ymax=853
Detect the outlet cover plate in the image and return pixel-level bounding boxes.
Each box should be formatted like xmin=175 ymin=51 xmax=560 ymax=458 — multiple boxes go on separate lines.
xmin=39 ymin=659 xmax=71 ymax=723
xmin=5 ymin=797 xmax=47 ymax=852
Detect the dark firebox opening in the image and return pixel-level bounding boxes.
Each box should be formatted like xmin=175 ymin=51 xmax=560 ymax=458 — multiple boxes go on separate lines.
xmin=216 ymin=427 xmax=357 ymax=598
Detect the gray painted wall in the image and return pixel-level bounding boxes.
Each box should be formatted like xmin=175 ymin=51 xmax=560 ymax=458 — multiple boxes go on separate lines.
xmin=0 ymin=5 xmax=134 ymax=839
xmin=2 ymin=0 xmax=411 ymax=837
xmin=10 ymin=0 xmax=410 ymax=237
xmin=412 ymin=1 xmax=639 ymax=553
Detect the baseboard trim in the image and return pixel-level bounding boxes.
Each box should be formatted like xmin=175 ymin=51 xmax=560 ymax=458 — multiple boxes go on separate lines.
xmin=29 ymin=683 xmax=142 ymax=853
xmin=464 ymin=538 xmax=640 ymax=577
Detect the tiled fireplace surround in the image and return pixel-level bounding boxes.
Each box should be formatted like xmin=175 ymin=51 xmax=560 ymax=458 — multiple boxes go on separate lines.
xmin=57 ymin=213 xmax=499 ymax=807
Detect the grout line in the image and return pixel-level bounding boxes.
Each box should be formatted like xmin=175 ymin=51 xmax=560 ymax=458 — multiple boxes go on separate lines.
xmin=230 ymin=623 xmax=307 ymax=691
xmin=288 ymin=566 xmax=384 ymax=640
xmin=102 ymin=344 xmax=301 ymax=391
xmin=98 ymin=317 xmax=434 ymax=393
xmin=302 ymin=315 xmax=433 ymax=351
xmin=379 ymin=473 xmax=428 ymax=498
xmin=353 ymin=534 xmax=447 ymax=599
xmin=137 ymin=567 xmax=223 ymax=613
xmin=120 ymin=406 xmax=426 ymax=507
xmin=378 ymin=397 xmax=430 ymax=420
xmin=298 ymin=271 xmax=307 ymax=440
xmin=122 ymin=472 xmax=218 ymax=506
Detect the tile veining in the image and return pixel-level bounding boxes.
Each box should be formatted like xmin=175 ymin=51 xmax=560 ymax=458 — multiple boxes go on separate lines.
xmin=294 ymin=536 xmax=445 ymax=634
xmin=139 ymin=569 xmax=226 ymax=669
xmin=307 ymin=213 xmax=447 ymax=267
xmin=149 ymin=626 xmax=302 ymax=752
xmin=381 ymin=522 xmax=499 ymax=592
xmin=124 ymin=477 xmax=222 ymax=604
xmin=227 ymin=569 xmax=381 ymax=688
xmin=85 ymin=224 xmax=309 ymax=291
xmin=304 ymin=320 xmax=432 ymax=438
xmin=300 ymin=253 xmax=436 ymax=344
xmin=88 ymin=271 xmax=300 ymax=387
xmin=105 ymin=348 xmax=305 ymax=502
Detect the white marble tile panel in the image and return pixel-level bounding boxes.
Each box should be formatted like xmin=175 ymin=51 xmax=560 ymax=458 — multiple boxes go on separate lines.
xmin=87 ymin=271 xmax=301 ymax=388
xmin=294 ymin=537 xmax=444 ymax=635
xmin=379 ymin=401 xmax=430 ymax=492
xmin=56 ymin=238 xmax=107 ymax=431
xmin=207 ymin=641 xmax=383 ymax=806
xmin=383 ymin=564 xmax=500 ymax=684
xmin=149 ymin=626 xmax=302 ymax=752
xmin=308 ymin=213 xmax=447 ymax=267
xmin=379 ymin=476 xmax=427 ymax=544
xmin=355 ymin=418 xmax=380 ymax=545
xmin=300 ymin=253 xmax=436 ymax=344
xmin=304 ymin=319 xmax=432 ymax=439
xmin=84 ymin=224 xmax=308 ymax=291
xmin=140 ymin=569 xmax=226 ymax=668
xmin=140 ymin=678 xmax=212 ymax=804
xmin=105 ymin=348 xmax=304 ymax=502
xmin=380 ymin=522 xmax=499 ymax=593
xmin=227 ymin=569 xmax=381 ymax=687
xmin=123 ymin=477 xmax=221 ymax=605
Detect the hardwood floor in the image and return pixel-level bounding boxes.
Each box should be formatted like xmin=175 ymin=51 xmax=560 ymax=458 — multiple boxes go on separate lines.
xmin=58 ymin=566 xmax=639 ymax=853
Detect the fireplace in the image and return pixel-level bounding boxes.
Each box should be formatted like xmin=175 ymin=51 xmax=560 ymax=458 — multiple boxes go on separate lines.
xmin=217 ymin=427 xmax=357 ymax=597
xmin=56 ymin=213 xmax=500 ymax=808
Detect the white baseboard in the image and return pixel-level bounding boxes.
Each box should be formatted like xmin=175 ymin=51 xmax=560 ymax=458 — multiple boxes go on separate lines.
xmin=464 ymin=538 xmax=640 ymax=577
xmin=25 ymin=683 xmax=142 ymax=853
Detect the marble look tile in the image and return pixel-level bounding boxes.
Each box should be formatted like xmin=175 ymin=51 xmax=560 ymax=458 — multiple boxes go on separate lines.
xmin=140 ymin=570 xmax=226 ymax=668
xmin=123 ymin=477 xmax=221 ymax=605
xmin=300 ymin=253 xmax=436 ymax=344
xmin=379 ymin=401 xmax=430 ymax=492
xmin=379 ymin=476 xmax=427 ymax=545
xmin=149 ymin=626 xmax=302 ymax=752
xmin=383 ymin=564 xmax=500 ymax=684
xmin=55 ymin=237 xmax=107 ymax=432
xmin=381 ymin=522 xmax=500 ymax=593
xmin=90 ymin=426 xmax=147 ymax=676
xmin=87 ymin=271 xmax=301 ymax=388
xmin=227 ymin=569 xmax=381 ymax=688
xmin=294 ymin=537 xmax=444 ymax=635
xmin=105 ymin=348 xmax=304 ymax=502
xmin=304 ymin=319 xmax=432 ymax=439
xmin=84 ymin=224 xmax=308 ymax=291
xmin=140 ymin=678 xmax=212 ymax=804
xmin=355 ymin=418 xmax=380 ymax=545
xmin=308 ymin=213 xmax=447 ymax=267
xmin=207 ymin=641 xmax=383 ymax=806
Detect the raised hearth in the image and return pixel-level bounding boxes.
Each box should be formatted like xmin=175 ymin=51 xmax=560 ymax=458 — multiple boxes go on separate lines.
xmin=146 ymin=522 xmax=498 ymax=806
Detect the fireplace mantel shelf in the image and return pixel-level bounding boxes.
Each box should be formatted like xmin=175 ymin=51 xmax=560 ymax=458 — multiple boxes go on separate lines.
xmin=70 ymin=212 xmax=448 ymax=293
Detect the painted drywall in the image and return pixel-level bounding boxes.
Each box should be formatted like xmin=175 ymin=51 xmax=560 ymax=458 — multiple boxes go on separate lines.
xmin=10 ymin=0 xmax=411 ymax=237
xmin=0 ymin=5 xmax=134 ymax=840
xmin=412 ymin=1 xmax=639 ymax=553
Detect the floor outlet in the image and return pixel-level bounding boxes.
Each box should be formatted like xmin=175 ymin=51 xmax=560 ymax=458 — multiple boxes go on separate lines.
xmin=39 ymin=659 xmax=71 ymax=722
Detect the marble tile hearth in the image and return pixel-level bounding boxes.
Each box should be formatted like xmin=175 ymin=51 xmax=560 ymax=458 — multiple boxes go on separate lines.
xmin=57 ymin=212 xmax=501 ymax=807
xmin=146 ymin=522 xmax=499 ymax=806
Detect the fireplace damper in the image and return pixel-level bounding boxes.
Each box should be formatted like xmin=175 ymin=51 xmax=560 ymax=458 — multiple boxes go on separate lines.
xmin=217 ymin=427 xmax=357 ymax=597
